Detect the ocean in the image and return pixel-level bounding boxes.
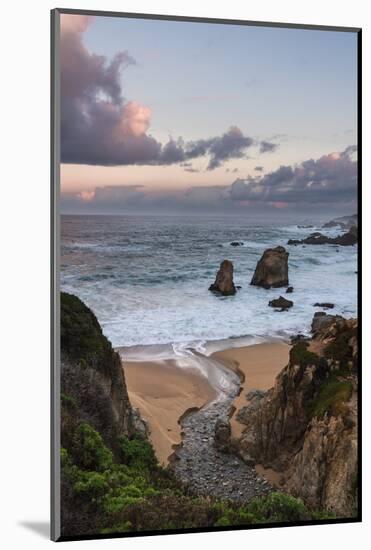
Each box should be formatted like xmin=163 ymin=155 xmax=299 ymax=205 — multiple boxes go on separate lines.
xmin=61 ymin=214 xmax=357 ymax=350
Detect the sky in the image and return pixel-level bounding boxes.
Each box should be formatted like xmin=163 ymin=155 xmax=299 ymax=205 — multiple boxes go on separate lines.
xmin=60 ymin=13 xmax=358 ymax=218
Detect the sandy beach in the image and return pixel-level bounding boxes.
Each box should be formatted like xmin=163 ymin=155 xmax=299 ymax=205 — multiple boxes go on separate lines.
xmin=121 ymin=341 xmax=290 ymax=465
xmin=212 ymin=342 xmax=290 ymax=437
xmin=123 ymin=359 xmax=216 ymax=465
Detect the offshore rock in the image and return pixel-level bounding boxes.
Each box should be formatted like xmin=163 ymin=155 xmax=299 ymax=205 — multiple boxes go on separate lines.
xmin=268 ymin=296 xmax=293 ymax=310
xmin=288 ymin=226 xmax=357 ymax=246
xmin=251 ymin=246 xmax=289 ymax=289
xmin=209 ymin=259 xmax=236 ymax=296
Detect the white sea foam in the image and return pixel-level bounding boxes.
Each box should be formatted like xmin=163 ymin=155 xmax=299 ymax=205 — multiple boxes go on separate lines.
xmin=61 ymin=215 xmax=357 ymax=349
xmin=119 ymin=339 xmax=241 ymax=397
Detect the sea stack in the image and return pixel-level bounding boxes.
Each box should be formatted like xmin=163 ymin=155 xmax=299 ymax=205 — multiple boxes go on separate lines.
xmin=251 ymin=246 xmax=289 ymax=289
xmin=209 ymin=259 xmax=236 ymax=296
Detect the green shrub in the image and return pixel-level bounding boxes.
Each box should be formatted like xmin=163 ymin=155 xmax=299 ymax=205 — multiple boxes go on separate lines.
xmin=103 ymin=484 xmax=146 ymax=514
xmin=311 ymin=509 xmax=337 ymax=520
xmin=60 ymin=292 xmax=114 ymax=371
xmin=324 ymin=329 xmax=356 ymax=367
xmin=60 ymin=447 xmax=70 ymax=468
xmin=74 ymin=471 xmax=110 ymax=502
xmin=118 ymin=434 xmax=158 ymax=471
xmin=307 ymin=378 xmax=352 ymax=419
xmin=100 ymin=521 xmax=132 ymax=534
xmin=247 ymin=492 xmax=310 ymax=523
xmin=290 ymin=342 xmax=321 ymax=368
xmin=61 ymin=418 xmax=337 ymax=535
xmin=61 ymin=393 xmax=78 ymax=409
xmin=72 ymin=422 xmax=114 ymax=471
xmin=215 ymin=516 xmax=230 ymax=527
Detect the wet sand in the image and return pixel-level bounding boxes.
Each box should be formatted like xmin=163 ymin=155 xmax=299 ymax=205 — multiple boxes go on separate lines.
xmin=121 ymin=341 xmax=289 ymax=466
xmin=212 ymin=342 xmax=290 ymax=437
xmin=123 ymin=359 xmax=216 ymax=465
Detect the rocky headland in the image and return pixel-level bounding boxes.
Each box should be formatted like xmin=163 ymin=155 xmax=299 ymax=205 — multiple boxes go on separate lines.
xmin=323 ymin=214 xmax=357 ymax=230
xmin=226 ymin=314 xmax=358 ymax=517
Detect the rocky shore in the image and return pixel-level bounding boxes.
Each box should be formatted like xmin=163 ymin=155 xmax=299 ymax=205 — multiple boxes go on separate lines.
xmin=171 ymin=392 xmax=272 ymax=502
xmin=288 ymin=225 xmax=357 ymax=246
xmin=231 ymin=314 xmax=358 ymax=517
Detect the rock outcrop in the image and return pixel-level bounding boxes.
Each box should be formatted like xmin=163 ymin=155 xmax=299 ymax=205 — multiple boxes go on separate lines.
xmin=323 ymin=214 xmax=357 ymax=230
xmin=311 ymin=312 xmax=342 ymax=334
xmin=268 ymin=296 xmax=293 ymax=310
xmin=313 ymin=302 xmax=334 ymax=309
xmin=61 ymin=292 xmax=134 ymax=453
xmin=250 ymin=246 xmax=289 ymax=289
xmin=209 ymin=260 xmax=236 ymax=295
xmin=233 ymin=315 xmax=358 ymax=517
xmin=288 ymin=226 xmax=357 ymax=246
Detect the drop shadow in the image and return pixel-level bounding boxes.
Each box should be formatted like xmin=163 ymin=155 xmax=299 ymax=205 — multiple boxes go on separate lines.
xmin=18 ymin=521 xmax=50 ymax=539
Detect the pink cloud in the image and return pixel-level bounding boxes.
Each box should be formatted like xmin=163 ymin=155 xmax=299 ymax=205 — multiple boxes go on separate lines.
xmin=60 ymin=14 xmax=92 ymax=35
xmin=120 ymin=101 xmax=152 ymax=137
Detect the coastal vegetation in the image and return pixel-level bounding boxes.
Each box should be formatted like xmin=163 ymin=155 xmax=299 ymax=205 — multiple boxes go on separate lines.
xmin=307 ymin=377 xmax=353 ymax=419
xmin=61 ymin=417 xmax=331 ymax=535
xmin=60 ymin=292 xmax=337 ymax=536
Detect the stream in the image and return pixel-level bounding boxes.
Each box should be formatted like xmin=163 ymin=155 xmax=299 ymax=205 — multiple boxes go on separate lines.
xmin=171 ymin=350 xmax=272 ymax=502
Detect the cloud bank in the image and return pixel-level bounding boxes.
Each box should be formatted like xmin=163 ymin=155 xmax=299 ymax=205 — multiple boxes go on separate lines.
xmin=60 ymin=14 xmax=273 ymax=169
xmin=61 ymin=146 xmax=357 ymax=215
xmin=228 ymin=146 xmax=357 ymax=205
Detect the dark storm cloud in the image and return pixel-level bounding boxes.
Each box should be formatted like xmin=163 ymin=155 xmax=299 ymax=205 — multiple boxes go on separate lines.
xmin=60 ymin=16 xmax=162 ymax=166
xmin=60 ymin=15 xmax=270 ymax=169
xmin=228 ymin=146 xmax=357 ymax=204
xmin=259 ymin=140 xmax=279 ymax=154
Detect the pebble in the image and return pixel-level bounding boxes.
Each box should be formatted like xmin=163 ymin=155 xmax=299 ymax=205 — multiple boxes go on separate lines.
xmin=172 ymin=389 xmax=273 ymax=503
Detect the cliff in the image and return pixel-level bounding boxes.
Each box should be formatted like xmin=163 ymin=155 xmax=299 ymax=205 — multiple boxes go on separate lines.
xmin=234 ymin=315 xmax=358 ymax=517
xmin=58 ymin=293 xmax=340 ymax=537
xmin=60 ymin=292 xmax=134 ymax=455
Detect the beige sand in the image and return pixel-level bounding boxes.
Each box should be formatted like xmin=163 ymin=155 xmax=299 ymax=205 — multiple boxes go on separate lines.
xmin=123 ymin=342 xmax=289 ymax=469
xmin=255 ymin=464 xmax=285 ymax=489
xmin=123 ymin=360 xmax=216 ymax=465
xmin=212 ymin=342 xmax=290 ymax=438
